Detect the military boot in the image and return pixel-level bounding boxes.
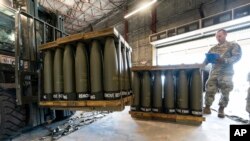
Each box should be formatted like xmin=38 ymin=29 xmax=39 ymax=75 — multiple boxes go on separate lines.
xmin=203 ymin=105 xmax=211 ymax=114
xmin=218 ymin=106 xmax=225 ymax=118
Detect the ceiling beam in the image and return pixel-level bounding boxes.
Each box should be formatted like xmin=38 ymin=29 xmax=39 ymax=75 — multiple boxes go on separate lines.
xmin=50 ymin=0 xmax=96 ymax=20
xmin=83 ymin=0 xmax=127 ymax=31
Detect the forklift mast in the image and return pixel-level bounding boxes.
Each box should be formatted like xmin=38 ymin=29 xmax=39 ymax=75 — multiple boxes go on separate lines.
xmin=0 ymin=1 xmax=70 ymax=140
xmin=0 ymin=0 xmax=70 ymax=134
xmin=14 ymin=0 xmax=66 ymax=106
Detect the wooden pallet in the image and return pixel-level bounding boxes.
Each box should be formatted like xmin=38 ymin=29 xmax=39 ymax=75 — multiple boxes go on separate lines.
xmin=39 ymin=41 xmax=58 ymax=50
xmin=129 ymin=111 xmax=205 ymax=125
xmin=131 ymin=64 xmax=204 ymax=71
xmin=39 ymin=95 xmax=133 ymax=111
xmin=39 ymin=27 xmax=131 ymax=51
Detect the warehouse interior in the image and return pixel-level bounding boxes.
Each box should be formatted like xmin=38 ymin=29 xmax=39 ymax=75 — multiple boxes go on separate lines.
xmin=0 ymin=0 xmax=250 ymax=141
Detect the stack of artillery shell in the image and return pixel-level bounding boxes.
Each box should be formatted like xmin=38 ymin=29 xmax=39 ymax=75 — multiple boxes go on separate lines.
xmin=43 ymin=36 xmax=132 ymax=101
xmin=131 ymin=68 xmax=203 ymax=116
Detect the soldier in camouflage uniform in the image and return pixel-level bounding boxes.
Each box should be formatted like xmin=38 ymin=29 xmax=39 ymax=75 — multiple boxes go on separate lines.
xmin=203 ymin=29 xmax=242 ymax=118
xmin=246 ymin=73 xmax=250 ymax=123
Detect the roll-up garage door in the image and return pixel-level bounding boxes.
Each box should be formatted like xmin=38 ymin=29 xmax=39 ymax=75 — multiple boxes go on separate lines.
xmin=156 ymin=28 xmax=250 ymax=118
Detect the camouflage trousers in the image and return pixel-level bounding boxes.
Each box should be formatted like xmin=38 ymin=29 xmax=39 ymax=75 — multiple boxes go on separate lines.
xmin=205 ymin=73 xmax=234 ymax=107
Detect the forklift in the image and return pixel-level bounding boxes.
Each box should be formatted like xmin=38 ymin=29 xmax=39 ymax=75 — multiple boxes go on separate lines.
xmin=0 ymin=0 xmax=72 ymax=140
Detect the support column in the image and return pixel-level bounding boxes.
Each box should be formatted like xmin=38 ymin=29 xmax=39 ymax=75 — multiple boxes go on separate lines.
xmin=151 ymin=5 xmax=157 ymax=33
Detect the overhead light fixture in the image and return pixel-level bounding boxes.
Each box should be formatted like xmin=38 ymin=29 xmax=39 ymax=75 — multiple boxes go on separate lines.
xmin=0 ymin=0 xmax=13 ymax=7
xmin=124 ymin=0 xmax=157 ymax=19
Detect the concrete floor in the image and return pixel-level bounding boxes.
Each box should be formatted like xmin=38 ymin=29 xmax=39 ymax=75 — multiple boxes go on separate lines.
xmin=54 ymin=108 xmax=239 ymax=141
xmin=14 ymin=103 xmax=245 ymax=141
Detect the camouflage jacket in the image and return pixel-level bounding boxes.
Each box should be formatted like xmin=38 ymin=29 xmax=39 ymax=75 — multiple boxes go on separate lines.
xmin=207 ymin=41 xmax=242 ymax=75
